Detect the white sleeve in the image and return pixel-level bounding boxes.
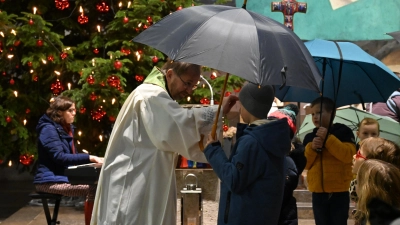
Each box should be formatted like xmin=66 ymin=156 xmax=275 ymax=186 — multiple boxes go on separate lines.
xmin=141 ymin=88 xmax=222 ymax=163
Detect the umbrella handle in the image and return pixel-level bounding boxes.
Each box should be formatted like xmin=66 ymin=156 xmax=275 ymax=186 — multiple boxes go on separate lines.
xmin=242 ymin=0 xmax=247 ymax=9
xmin=199 ymin=73 xmax=230 ymax=151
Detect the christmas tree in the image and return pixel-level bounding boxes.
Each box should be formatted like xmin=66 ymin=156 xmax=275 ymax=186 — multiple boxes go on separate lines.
xmin=0 ymin=0 xmax=244 ymax=169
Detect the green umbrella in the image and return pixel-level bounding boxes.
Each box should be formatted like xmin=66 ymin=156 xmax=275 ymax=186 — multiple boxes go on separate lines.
xmin=297 ymin=106 xmax=400 ymax=145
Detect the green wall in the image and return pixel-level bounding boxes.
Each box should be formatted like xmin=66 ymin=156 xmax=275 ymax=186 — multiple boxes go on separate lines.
xmin=235 ymin=0 xmax=400 ymax=41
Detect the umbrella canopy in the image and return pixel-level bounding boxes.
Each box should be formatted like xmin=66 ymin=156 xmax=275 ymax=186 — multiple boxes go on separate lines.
xmin=133 ymin=5 xmax=321 ymax=92
xmin=387 ymin=31 xmax=400 ymax=43
xmin=275 ymin=39 xmax=400 ymax=107
xmin=297 ymin=106 xmax=400 ymax=145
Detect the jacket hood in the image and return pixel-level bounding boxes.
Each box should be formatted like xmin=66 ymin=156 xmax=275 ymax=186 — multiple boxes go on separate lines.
xmin=36 ymin=114 xmax=74 ymax=134
xmin=244 ymin=118 xmax=291 ymax=157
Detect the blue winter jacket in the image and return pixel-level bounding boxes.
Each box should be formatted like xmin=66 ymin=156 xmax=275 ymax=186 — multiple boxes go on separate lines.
xmin=33 ymin=114 xmax=90 ymax=184
xmin=204 ymin=118 xmax=291 ymax=225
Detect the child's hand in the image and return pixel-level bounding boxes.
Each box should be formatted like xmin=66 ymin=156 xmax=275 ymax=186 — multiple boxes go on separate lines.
xmin=312 ymin=137 xmax=324 ymax=150
xmin=205 ymin=133 xmax=218 ymax=148
xmin=315 ymin=127 xmax=328 ymax=142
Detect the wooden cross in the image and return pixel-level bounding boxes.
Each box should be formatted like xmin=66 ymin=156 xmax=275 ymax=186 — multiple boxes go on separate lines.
xmin=271 ymin=0 xmax=307 ymax=31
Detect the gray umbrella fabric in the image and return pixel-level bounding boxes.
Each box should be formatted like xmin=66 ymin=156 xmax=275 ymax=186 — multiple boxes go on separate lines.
xmin=133 ymin=5 xmax=321 ymax=92
xmin=387 ymin=31 xmax=400 ymax=43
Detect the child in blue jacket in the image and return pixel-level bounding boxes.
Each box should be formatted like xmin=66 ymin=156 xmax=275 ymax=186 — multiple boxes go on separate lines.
xmin=203 ymin=83 xmax=291 ymax=225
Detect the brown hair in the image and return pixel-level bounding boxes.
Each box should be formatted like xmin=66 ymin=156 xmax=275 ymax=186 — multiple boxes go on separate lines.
xmin=161 ymin=59 xmax=201 ymax=77
xmin=310 ymin=97 xmax=335 ymax=113
xmin=359 ymin=137 xmax=400 ymax=168
xmin=357 ymin=117 xmax=380 ymax=132
xmin=46 ymin=96 xmax=75 ymax=124
xmin=355 ymin=159 xmax=400 ymax=223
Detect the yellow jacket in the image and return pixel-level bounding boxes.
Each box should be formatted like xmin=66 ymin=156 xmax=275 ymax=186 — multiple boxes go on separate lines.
xmin=304 ymin=133 xmax=356 ymax=193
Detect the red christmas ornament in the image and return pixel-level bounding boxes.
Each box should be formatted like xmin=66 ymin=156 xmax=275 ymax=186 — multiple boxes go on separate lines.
xmin=50 ymin=79 xmax=64 ymax=95
xmin=80 ymin=107 xmax=86 ymax=114
xmin=200 ymin=97 xmax=210 ymax=105
xmin=19 ymin=154 xmax=34 ymax=166
xmin=135 ymin=74 xmax=144 ymax=82
xmin=224 ymin=91 xmax=231 ymax=97
xmin=147 ymin=16 xmax=153 ymax=24
xmin=55 ymin=0 xmax=70 ymax=10
xmin=210 ymin=74 xmax=217 ymax=80
xmin=93 ymin=48 xmax=99 ymax=54
xmin=143 ymin=24 xmax=148 ymax=30
xmin=47 ymin=55 xmax=54 ymax=61
xmin=26 ymin=108 xmax=31 ymax=114
xmin=14 ymin=40 xmax=21 ymax=46
xmin=108 ymin=115 xmax=116 ymax=122
xmin=89 ymin=92 xmax=97 ymax=101
xmin=87 ymin=75 xmax=95 ymax=85
xmin=27 ymin=61 xmax=32 ymax=67
xmin=36 ymin=40 xmax=43 ymax=47
xmin=60 ymin=52 xmax=68 ymax=59
xmin=152 ymin=56 xmax=158 ymax=63
xmin=29 ymin=19 xmax=34 ymax=25
xmin=114 ymin=60 xmax=122 ymax=70
xmin=118 ymin=85 xmax=124 ymax=93
xmin=177 ymin=6 xmax=183 ymax=10
xmin=91 ymin=108 xmax=106 ymax=121
xmin=9 ymin=78 xmax=14 ymax=85
xmin=123 ymin=17 xmax=129 ymax=24
xmin=78 ymin=14 xmax=89 ymax=24
xmin=121 ymin=48 xmax=131 ymax=55
xmin=5 ymin=116 xmax=12 ymax=123
xmin=33 ymin=76 xmax=38 ymax=82
xmin=223 ymin=124 xmax=229 ymax=132
xmin=96 ymin=2 xmax=110 ymax=12
xmin=107 ymin=75 xmax=120 ymax=88
xmin=138 ymin=50 xmax=143 ymax=55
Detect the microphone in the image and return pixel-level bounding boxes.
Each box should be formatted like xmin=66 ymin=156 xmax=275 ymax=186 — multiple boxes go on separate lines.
xmin=200 ymin=75 xmax=214 ymax=105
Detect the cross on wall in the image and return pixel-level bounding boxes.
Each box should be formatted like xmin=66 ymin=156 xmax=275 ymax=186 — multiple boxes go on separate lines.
xmin=271 ymin=0 xmax=307 ymax=31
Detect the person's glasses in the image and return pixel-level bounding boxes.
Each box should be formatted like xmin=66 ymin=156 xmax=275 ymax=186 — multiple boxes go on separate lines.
xmin=175 ymin=72 xmax=197 ymax=91
xmin=67 ymin=108 xmax=76 ymax=113
xmin=355 ymin=150 xmax=368 ymax=160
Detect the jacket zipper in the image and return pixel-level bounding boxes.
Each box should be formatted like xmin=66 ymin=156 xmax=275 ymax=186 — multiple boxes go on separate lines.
xmin=224 ymin=191 xmax=231 ymax=223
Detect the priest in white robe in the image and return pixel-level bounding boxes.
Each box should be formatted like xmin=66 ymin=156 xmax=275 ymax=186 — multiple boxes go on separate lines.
xmin=91 ymin=60 xmax=238 ymax=225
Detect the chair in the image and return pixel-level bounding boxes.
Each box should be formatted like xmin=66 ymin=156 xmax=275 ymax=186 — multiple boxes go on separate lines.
xmin=29 ymin=192 xmax=63 ymax=225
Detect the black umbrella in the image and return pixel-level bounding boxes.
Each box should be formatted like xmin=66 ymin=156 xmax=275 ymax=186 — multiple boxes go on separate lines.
xmin=133 ymin=5 xmax=321 ymax=142
xmin=133 ymin=5 xmax=321 ymax=91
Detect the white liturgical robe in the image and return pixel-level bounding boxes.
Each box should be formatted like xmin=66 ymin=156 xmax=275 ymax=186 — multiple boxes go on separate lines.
xmin=91 ymin=67 xmax=220 ymax=225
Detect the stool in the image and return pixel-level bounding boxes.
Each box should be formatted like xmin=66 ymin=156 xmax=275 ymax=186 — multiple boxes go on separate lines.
xmin=29 ymin=192 xmax=63 ymax=225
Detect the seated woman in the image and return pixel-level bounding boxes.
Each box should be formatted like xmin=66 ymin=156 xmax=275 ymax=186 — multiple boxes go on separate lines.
xmin=33 ymin=96 xmax=103 ymax=225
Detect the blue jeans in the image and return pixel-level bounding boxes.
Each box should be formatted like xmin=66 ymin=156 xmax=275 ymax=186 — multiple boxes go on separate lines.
xmin=312 ymin=192 xmax=350 ymax=225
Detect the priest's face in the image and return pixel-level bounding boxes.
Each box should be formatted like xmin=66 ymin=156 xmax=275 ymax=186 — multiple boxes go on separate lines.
xmin=166 ymin=68 xmax=200 ymax=101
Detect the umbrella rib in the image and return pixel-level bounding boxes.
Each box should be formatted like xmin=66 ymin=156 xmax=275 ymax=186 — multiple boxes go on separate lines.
xmin=351 ymin=61 xmax=387 ymax=101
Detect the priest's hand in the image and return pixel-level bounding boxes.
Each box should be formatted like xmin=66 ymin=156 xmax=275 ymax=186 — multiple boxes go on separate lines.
xmin=222 ymin=95 xmax=239 ymax=116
